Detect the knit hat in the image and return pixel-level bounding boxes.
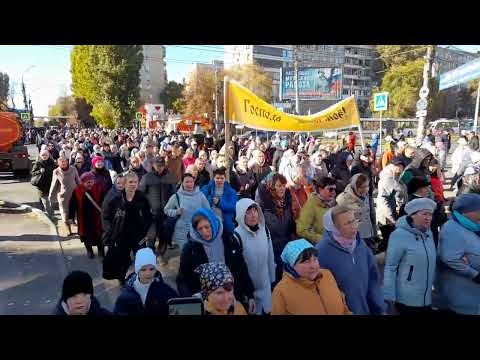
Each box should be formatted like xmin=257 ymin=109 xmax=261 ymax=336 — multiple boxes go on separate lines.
xmin=91 ymin=156 xmax=103 ymax=168
xmin=452 ymin=193 xmax=480 ymax=214
xmin=280 ymin=239 xmax=314 ymax=268
xmin=80 ymin=172 xmax=95 ymax=183
xmin=404 ymin=198 xmax=437 ymax=215
xmin=195 ymin=262 xmax=234 ymax=300
xmin=61 ymin=271 xmax=94 ymax=302
xmin=134 ymin=248 xmax=158 ymax=274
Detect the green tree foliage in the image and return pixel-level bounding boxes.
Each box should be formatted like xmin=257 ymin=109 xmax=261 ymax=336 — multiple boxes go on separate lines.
xmin=71 ymin=45 xmax=143 ymax=128
xmin=160 ymin=81 xmax=184 ymax=112
xmin=183 ymin=67 xmax=216 ymax=116
xmin=172 ymin=98 xmax=185 ymax=114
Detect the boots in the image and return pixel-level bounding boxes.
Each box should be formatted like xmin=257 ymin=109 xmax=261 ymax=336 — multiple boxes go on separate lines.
xmin=85 ymin=245 xmax=95 ymax=259
xmin=97 ymin=245 xmax=105 ymax=258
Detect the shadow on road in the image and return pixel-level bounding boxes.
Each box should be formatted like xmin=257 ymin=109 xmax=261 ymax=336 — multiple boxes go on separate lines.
xmin=0 ymin=234 xmax=61 ymax=242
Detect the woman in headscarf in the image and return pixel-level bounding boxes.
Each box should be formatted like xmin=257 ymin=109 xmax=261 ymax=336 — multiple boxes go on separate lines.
xmin=272 ymin=239 xmax=351 ymax=315
xmin=90 ymin=156 xmax=113 ymax=194
xmin=182 ymin=148 xmax=196 ymax=169
xmin=195 ymin=262 xmax=247 ymax=315
xmin=310 ymin=151 xmax=329 ymax=181
xmin=49 ymin=156 xmax=80 ymax=236
xmin=255 ymin=173 xmax=296 ymax=284
xmin=176 ymin=207 xmax=255 ymax=312
xmin=233 ymin=198 xmax=275 ymax=314
xmin=399 ymin=148 xmax=433 ymax=188
xmin=286 ymin=165 xmax=309 ymax=221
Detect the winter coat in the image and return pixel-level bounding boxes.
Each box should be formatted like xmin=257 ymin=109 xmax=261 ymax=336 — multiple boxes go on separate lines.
xmin=138 ymin=170 xmax=176 ymax=215
xmin=234 ymin=198 xmax=276 ymax=314
xmin=101 ymin=190 xmax=154 ymax=248
xmin=288 ymin=185 xmax=308 ymax=220
xmin=316 ymin=229 xmax=385 ymax=315
xmin=53 ymin=296 xmax=111 ymax=315
xmin=163 ymin=186 xmax=211 ymax=249
xmin=336 ymin=177 xmax=377 ymax=239
xmin=331 ymin=151 xmax=351 ymax=194
xmin=232 ymin=167 xmax=256 ymax=199
xmin=128 ymin=164 xmax=147 ymax=183
xmin=436 ymin=218 xmax=480 ymax=314
xmin=272 ymin=266 xmax=352 ymax=315
xmin=452 ymin=145 xmax=472 ymax=176
xmin=250 ymin=162 xmax=272 ymax=189
xmin=91 ymin=168 xmax=112 ymax=194
xmin=201 ymin=181 xmax=237 ymax=234
xmin=31 ymin=157 xmax=56 ymax=195
xmin=109 ymin=153 xmax=124 ymax=174
xmin=68 ymin=183 xmax=104 ymax=245
xmin=376 ymin=164 xmax=407 ymax=226
xmin=176 ymin=218 xmax=255 ymax=304
xmin=255 ymin=184 xmax=296 ymax=254
xmin=113 ymin=272 xmax=178 ymax=315
xmin=74 ymin=162 xmax=90 ymax=177
xmin=296 ymin=193 xmax=331 ymax=244
xmin=400 ymin=148 xmax=432 ymax=186
xmin=383 ymin=216 xmax=436 ymax=307
xmin=49 ymin=166 xmax=80 ymax=222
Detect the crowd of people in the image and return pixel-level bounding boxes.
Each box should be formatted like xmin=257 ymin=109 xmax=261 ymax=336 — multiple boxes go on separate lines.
xmin=28 ymin=124 xmax=480 ymax=315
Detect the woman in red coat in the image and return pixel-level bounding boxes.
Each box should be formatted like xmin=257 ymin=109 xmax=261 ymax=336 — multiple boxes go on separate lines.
xmin=69 ymin=172 xmax=105 ymax=259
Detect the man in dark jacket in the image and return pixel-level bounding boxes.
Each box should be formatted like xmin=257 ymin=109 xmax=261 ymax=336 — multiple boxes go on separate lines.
xmin=138 ymin=158 xmax=177 ymax=251
xmin=31 ymin=149 xmax=57 ymax=217
xmin=114 ymin=248 xmax=178 ymax=315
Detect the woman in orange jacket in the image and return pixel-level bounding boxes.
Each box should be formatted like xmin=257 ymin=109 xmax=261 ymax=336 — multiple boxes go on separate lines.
xmin=271 ymin=239 xmax=351 ymax=315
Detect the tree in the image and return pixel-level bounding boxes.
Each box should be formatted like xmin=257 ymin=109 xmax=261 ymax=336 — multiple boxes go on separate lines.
xmin=74 ymin=97 xmax=96 ymax=127
xmin=375 ymin=45 xmax=428 ymax=68
xmin=71 ymin=45 xmax=143 ymax=128
xmin=183 ymin=67 xmax=216 ymax=116
xmin=0 ymin=72 xmax=9 ymax=106
xmin=224 ymin=63 xmax=273 ymax=102
xmin=172 ymin=98 xmax=185 ymax=114
xmin=160 ymin=81 xmax=184 ymax=111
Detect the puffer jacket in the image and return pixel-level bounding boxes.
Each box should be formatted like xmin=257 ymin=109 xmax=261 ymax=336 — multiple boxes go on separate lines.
xmin=271 ymin=265 xmax=351 ymax=315
xmin=383 ymin=216 xmax=436 ymax=307
xmin=163 ymin=186 xmax=211 ymax=249
xmin=113 ymin=271 xmax=178 ymax=315
xmin=296 ymin=193 xmax=331 ymax=244
xmin=436 ymin=217 xmax=480 ymax=314
xmin=335 ymin=175 xmax=377 ymax=239
xmin=376 ymin=164 xmax=407 ymax=226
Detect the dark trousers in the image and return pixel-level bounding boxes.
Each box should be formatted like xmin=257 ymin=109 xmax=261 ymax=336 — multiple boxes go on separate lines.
xmin=396 ymin=303 xmax=434 ymax=315
xmin=379 ymin=224 xmax=396 ymax=253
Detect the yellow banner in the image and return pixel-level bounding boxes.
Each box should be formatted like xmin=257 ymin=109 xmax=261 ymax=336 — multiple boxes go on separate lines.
xmin=227 ymin=79 xmax=360 ymax=132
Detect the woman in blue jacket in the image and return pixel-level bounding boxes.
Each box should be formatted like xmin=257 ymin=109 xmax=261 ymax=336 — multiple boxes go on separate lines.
xmin=436 ymin=193 xmax=480 ymax=315
xmin=114 ymin=248 xmax=178 ymax=315
xmin=383 ymin=198 xmax=437 ymax=315
xmin=201 ymin=167 xmax=237 ymax=235
xmin=316 ymin=205 xmax=385 ymax=315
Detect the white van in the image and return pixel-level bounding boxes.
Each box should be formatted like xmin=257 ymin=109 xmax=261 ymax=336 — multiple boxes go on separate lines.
xmin=428 ymin=119 xmax=460 ymax=134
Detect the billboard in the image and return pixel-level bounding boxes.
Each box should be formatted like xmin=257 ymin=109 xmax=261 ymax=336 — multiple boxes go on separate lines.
xmin=281 ymin=67 xmax=342 ymax=100
xmin=439 ymin=57 xmax=480 ymax=91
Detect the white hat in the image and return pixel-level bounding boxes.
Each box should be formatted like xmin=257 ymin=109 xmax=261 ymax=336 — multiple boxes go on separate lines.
xmin=404 ymin=198 xmax=436 ymax=215
xmin=134 ymin=248 xmax=157 ymax=274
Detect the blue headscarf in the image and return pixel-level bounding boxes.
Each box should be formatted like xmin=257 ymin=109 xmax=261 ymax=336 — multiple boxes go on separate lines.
xmin=190 ymin=208 xmax=225 ymax=263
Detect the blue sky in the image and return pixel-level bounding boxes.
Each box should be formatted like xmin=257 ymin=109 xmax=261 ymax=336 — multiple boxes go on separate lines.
xmin=0 ymin=45 xmax=478 ymax=116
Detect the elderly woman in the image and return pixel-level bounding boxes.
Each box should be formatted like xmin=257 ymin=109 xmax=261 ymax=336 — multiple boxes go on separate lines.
xmin=316 ymin=205 xmax=385 ymax=315
xmin=49 ymin=156 xmax=80 ymax=235
xmin=336 ymin=173 xmax=378 ymax=252
xmin=233 ymin=155 xmax=257 ymax=200
xmin=176 ymin=207 xmax=255 ymax=313
xmin=31 ymin=149 xmax=56 ymax=217
xmin=69 ymin=172 xmax=105 ymax=258
xmin=164 ymin=173 xmax=211 ymax=249
xmin=90 ymin=156 xmax=112 ymax=194
xmin=183 ymin=148 xmax=196 ymax=169
xmin=272 ymin=239 xmax=351 ymax=315
xmin=195 ymin=262 xmax=247 ymax=315
xmin=436 ymin=193 xmax=480 ymax=315
xmin=233 ymin=198 xmax=275 ymax=314
xmin=384 ymin=198 xmax=437 ymax=315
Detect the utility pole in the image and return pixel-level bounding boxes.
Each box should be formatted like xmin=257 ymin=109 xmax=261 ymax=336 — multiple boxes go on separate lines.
xmin=416 ymin=45 xmax=434 ymax=144
xmin=294 ymin=46 xmax=300 ymax=115
xmin=21 ymin=81 xmax=28 ymax=110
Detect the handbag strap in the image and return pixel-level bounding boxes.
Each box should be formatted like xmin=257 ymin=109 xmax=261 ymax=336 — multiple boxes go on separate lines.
xmin=85 ymin=192 xmax=102 ymax=214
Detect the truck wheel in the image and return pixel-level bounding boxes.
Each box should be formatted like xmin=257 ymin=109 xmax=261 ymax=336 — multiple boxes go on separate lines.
xmin=13 ymin=170 xmax=29 ymax=179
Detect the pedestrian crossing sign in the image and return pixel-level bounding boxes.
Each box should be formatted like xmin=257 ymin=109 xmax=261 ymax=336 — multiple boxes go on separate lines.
xmin=374 ymin=92 xmax=389 ymax=112
xmin=20 ymin=112 xmax=30 ymax=121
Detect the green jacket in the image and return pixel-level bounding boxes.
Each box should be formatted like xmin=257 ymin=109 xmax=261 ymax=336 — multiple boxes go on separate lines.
xmin=296 ymin=193 xmax=330 ymax=244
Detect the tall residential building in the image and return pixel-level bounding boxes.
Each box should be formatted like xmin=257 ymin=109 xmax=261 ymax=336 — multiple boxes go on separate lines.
xmin=435 ymin=46 xmax=479 ymax=75
xmin=224 ymin=45 xmax=375 ymax=116
xmin=139 ymin=45 xmax=167 ymax=104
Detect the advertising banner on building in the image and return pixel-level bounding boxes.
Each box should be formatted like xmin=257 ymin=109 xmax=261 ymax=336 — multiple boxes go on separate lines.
xmin=281 ymin=67 xmax=342 ymax=100
xmin=226 ymin=79 xmax=360 ymax=132
xmin=439 ymin=57 xmax=480 ymax=91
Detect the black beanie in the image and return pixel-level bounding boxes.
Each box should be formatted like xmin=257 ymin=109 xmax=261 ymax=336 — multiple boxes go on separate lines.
xmin=407 ymin=177 xmax=431 ymax=195
xmin=61 ymin=271 xmax=94 ymax=302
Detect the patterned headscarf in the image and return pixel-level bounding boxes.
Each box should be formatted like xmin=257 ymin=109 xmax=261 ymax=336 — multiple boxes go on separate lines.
xmin=195 ymin=262 xmax=234 ymax=300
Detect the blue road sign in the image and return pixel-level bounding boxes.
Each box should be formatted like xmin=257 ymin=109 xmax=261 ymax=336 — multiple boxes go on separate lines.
xmin=374 ymin=92 xmax=389 ymax=111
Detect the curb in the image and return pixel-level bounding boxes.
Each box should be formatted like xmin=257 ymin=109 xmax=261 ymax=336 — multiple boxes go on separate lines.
xmin=28 ymin=206 xmax=59 ymax=237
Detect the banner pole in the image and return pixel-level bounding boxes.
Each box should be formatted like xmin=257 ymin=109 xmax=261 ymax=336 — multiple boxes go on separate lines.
xmin=224 ymin=76 xmax=232 ymax=179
